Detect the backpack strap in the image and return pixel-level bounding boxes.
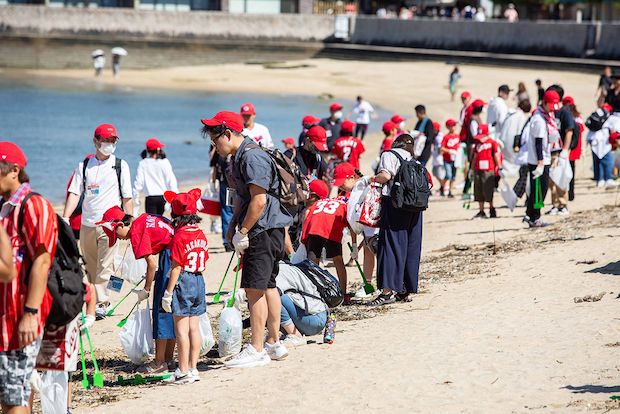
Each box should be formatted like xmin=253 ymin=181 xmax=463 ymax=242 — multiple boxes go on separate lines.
xmin=82 ymin=156 xmax=123 ymax=205
xmin=239 ymin=144 xmax=279 ymax=200
xmin=81 ymin=156 xmax=90 ymax=194
xmin=18 ymin=192 xmax=39 ymax=285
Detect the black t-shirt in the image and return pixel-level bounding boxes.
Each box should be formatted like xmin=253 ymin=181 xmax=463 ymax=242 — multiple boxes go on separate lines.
xmin=600 ymin=75 xmax=612 ymax=91
xmin=606 ymin=87 xmax=620 ymax=113
xmin=556 ymin=106 xmax=575 ymax=142
xmin=414 ymin=116 xmax=435 ymax=163
xmin=537 ymin=87 xmax=544 ymax=105
xmin=284 ymin=147 xmax=327 ymax=179
xmin=210 ymin=152 xmax=233 ymax=185
xmin=319 ymin=118 xmax=342 ymax=150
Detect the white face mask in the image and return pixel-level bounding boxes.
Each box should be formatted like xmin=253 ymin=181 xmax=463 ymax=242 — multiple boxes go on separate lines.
xmin=399 ymin=121 xmax=406 ymax=130
xmin=99 ymin=142 xmax=116 ymax=156
xmin=333 ymin=111 xmax=343 ymax=120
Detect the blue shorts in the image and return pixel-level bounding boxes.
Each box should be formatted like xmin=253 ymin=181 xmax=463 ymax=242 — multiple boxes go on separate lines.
xmin=444 ymin=161 xmax=457 ymax=182
xmin=171 ymin=271 xmax=206 ymax=317
xmin=153 ymin=249 xmax=175 ymax=339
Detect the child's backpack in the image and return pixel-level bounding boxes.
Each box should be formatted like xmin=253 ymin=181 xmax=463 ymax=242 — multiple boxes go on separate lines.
xmin=389 ymin=150 xmax=431 ymax=212
xmin=19 ymin=193 xmax=86 ymax=328
xmin=585 ymin=107 xmax=611 ymax=132
xmin=292 ymin=260 xmax=344 ymax=309
xmin=242 ymin=144 xmax=309 ymax=209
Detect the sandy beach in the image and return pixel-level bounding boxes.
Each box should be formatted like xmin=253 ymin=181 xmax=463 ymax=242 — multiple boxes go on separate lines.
xmin=18 ymin=59 xmax=620 ymax=413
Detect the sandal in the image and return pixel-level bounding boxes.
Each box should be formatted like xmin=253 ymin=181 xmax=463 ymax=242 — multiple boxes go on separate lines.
xmin=366 ymin=292 xmax=396 ymax=307
xmin=395 ymin=292 xmax=412 ymax=302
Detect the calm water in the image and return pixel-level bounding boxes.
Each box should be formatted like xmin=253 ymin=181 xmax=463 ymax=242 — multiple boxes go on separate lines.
xmin=0 ymin=75 xmax=392 ymax=203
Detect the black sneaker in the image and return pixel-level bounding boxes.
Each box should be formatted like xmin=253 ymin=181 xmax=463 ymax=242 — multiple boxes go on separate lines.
xmin=224 ymin=243 xmax=233 ymax=253
xmin=447 ymin=193 xmax=454 ymax=198
xmin=489 ymin=208 xmax=497 ymax=218
xmin=473 ymin=211 xmax=487 ymax=220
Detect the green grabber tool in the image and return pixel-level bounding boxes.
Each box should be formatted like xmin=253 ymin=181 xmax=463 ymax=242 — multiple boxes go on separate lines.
xmin=78 ymin=324 xmax=90 ymax=389
xmin=226 ymin=257 xmax=242 ymax=308
xmin=81 ymin=313 xmax=103 ymax=387
xmin=214 ymin=252 xmax=236 ymax=304
xmin=462 ymin=180 xmax=472 ymax=210
xmin=107 ymin=276 xmax=145 ymax=316
xmin=347 ymin=242 xmax=374 ymax=295
xmin=117 ymin=374 xmax=172 ymax=386
xmin=117 ymin=300 xmax=139 ymax=328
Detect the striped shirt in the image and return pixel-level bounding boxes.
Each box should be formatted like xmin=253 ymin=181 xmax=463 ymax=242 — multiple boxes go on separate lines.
xmin=0 ymin=183 xmax=57 ymax=352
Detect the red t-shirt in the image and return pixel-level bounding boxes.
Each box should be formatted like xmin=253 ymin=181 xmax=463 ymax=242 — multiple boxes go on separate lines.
xmin=473 ymin=138 xmax=499 ymax=171
xmin=170 ymin=225 xmax=209 ymax=273
xmin=380 ymin=137 xmax=393 ymax=153
xmin=301 ymin=198 xmax=348 ymax=244
xmin=331 ymin=136 xmax=366 ymax=169
xmin=460 ymin=103 xmax=474 ymax=142
xmin=0 ymin=185 xmax=56 ymax=352
xmin=441 ymin=133 xmax=460 ymax=162
xmin=569 ymin=118 xmax=583 ymax=162
xmin=129 ymin=214 xmax=174 ymax=259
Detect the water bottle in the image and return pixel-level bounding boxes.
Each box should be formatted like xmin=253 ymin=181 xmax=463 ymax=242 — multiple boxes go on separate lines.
xmin=323 ymin=313 xmax=336 ymax=344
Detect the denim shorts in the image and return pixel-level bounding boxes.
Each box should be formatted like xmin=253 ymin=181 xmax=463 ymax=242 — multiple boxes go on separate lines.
xmin=172 ymin=271 xmax=206 ymax=317
xmin=444 ymin=162 xmax=457 ymax=182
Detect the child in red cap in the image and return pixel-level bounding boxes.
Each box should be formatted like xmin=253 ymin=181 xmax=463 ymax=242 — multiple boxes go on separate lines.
xmin=331 ymin=120 xmax=366 ymax=170
xmin=471 ymin=125 xmax=502 ymax=219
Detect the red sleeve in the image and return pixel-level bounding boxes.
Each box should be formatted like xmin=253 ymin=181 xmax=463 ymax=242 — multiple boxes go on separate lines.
xmin=129 ymin=217 xmax=152 ymax=259
xmin=441 ymin=135 xmax=449 ymax=148
xmin=357 ymin=138 xmax=366 ymax=154
xmin=169 ymin=234 xmax=185 ymax=266
xmin=22 ymin=195 xmax=58 ymax=259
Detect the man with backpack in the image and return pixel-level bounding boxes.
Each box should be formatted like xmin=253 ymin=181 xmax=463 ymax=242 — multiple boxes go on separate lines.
xmin=202 ymin=111 xmax=293 ymax=368
xmin=62 ymin=124 xmax=133 ymax=319
xmin=413 ymin=105 xmax=435 ymax=166
xmin=0 ymin=142 xmax=58 ymax=411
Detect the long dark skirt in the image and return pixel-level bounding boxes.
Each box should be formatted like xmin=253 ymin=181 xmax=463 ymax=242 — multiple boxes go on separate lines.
xmin=377 ymin=196 xmax=423 ymax=294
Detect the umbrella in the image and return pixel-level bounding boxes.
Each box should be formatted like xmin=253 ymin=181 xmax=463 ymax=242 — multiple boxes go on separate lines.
xmin=91 ymin=49 xmax=104 ymax=58
xmin=111 ymin=47 xmax=128 ymax=56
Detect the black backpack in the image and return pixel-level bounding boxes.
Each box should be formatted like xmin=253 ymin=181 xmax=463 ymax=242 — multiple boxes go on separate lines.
xmin=19 ymin=193 xmax=86 ymax=328
xmin=585 ymin=107 xmax=611 ymax=132
xmin=291 ymin=260 xmax=343 ymax=309
xmin=389 ymin=150 xmax=431 ymax=212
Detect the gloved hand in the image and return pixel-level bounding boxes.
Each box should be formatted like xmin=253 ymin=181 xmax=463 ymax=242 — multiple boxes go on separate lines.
xmin=162 ymin=290 xmax=173 ymax=313
xmin=30 ymin=370 xmax=41 ymax=393
xmin=499 ymin=169 xmax=506 ymax=178
xmin=559 ymin=149 xmax=569 ymax=160
xmin=79 ymin=314 xmax=95 ymax=332
xmin=232 ymin=230 xmax=250 ymax=257
xmin=132 ymin=288 xmax=149 ymax=303
xmin=61 ymin=217 xmax=70 ymax=225
xmin=350 ymin=242 xmax=358 ymax=261
xmin=467 ymin=169 xmax=474 ymax=180
xmin=531 ymin=165 xmax=544 ymax=179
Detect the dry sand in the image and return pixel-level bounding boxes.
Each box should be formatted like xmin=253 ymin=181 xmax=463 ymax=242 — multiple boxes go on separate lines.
xmin=22 ymin=59 xmax=620 ymax=413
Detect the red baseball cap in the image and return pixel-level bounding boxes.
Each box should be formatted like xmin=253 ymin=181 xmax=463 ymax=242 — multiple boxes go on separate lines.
xmin=306 ymin=126 xmax=328 ymax=152
xmin=146 ymin=138 xmax=166 ymax=151
xmin=331 ymin=162 xmax=357 ymax=187
xmin=543 ymin=90 xmax=561 ymax=111
xmin=201 ymin=111 xmax=244 ymax=134
xmin=240 ymin=103 xmax=255 ymax=115
xmin=391 ymin=115 xmax=404 ymax=124
xmin=602 ymin=103 xmax=613 ymax=113
xmin=446 ymin=119 xmax=457 ymax=127
xmin=95 ymin=206 xmax=126 ymax=247
xmin=282 ymin=137 xmax=295 ymax=145
xmin=383 ymin=121 xmax=397 ymax=134
xmin=474 ymin=124 xmax=489 ymax=140
xmin=330 ymin=103 xmax=343 ymax=111
xmin=341 ymin=120 xmax=356 ymax=133
xmin=309 ymin=179 xmax=328 ymax=200
xmin=0 ymin=142 xmax=27 ymax=169
xmin=472 ymin=99 xmax=488 ymax=108
xmin=432 ymin=122 xmax=441 ymax=131
xmin=94 ymin=124 xmax=118 ymax=140
xmin=164 ymin=188 xmax=202 ymax=216
xmin=562 ymin=96 xmax=574 ymax=106
xmin=461 ymin=91 xmax=471 ymax=99
xmin=302 ymin=115 xmax=320 ymax=125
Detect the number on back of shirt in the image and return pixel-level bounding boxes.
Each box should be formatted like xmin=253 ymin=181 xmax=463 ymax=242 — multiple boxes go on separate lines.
xmin=185 ymin=251 xmax=206 ymax=272
xmin=313 ymin=200 xmax=340 ymax=215
xmin=342 ymin=146 xmax=352 ymax=162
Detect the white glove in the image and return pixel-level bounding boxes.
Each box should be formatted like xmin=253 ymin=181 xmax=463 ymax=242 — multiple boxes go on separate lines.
xmin=499 ymin=169 xmax=506 ymax=178
xmin=232 ymin=230 xmax=250 ymax=257
xmin=559 ymin=149 xmax=569 ymax=160
xmin=531 ymin=165 xmax=544 ymax=179
xmin=79 ymin=314 xmax=95 ymax=332
xmin=61 ymin=217 xmax=70 ymax=225
xmin=467 ymin=169 xmax=474 ymax=180
xmin=162 ymin=290 xmax=173 ymax=313
xmin=132 ymin=288 xmax=149 ymax=303
xmin=350 ymin=242 xmax=358 ymax=261
xmin=30 ymin=370 xmax=41 ymax=393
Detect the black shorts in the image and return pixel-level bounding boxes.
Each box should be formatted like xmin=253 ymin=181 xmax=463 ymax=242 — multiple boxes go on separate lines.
xmin=306 ymin=235 xmax=343 ymax=259
xmin=241 ymin=228 xmax=285 ymax=291
xmin=145 ymin=195 xmax=166 ymax=216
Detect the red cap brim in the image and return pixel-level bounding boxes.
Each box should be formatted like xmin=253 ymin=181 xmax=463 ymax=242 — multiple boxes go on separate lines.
xmin=314 ymin=141 xmax=328 ymax=152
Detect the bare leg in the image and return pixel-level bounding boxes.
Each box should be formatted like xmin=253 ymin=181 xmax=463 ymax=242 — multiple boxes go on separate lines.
xmin=165 ymin=338 xmax=176 ymax=362
xmin=246 ymin=288 xmax=268 ymax=352
xmin=3 ymin=404 xmax=29 ymax=413
xmin=478 ymin=201 xmax=485 ymax=214
xmin=264 ymin=288 xmax=282 ymax=345
xmin=362 ymin=244 xmax=374 ymax=284
xmin=188 ymin=315 xmax=201 ymax=370
xmin=173 ymin=315 xmax=189 ymax=373
xmin=284 ymin=227 xmax=294 ymax=256
xmin=332 ymin=255 xmax=347 ymax=292
xmin=282 ymin=322 xmax=301 ymax=337
xmin=154 ymin=339 xmax=168 ymax=365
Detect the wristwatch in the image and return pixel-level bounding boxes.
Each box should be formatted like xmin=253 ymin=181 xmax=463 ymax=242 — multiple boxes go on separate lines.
xmin=24 ymin=306 xmax=38 ymax=315
xmin=240 ymin=228 xmax=249 ymax=236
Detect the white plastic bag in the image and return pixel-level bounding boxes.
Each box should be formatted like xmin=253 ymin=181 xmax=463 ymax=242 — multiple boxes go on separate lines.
xmin=218 ymin=306 xmax=242 ymax=358
xmin=114 ymin=247 xmax=147 ymax=285
xmin=119 ymin=302 xmax=154 ymax=365
xmin=199 ymin=312 xmax=215 ymax=357
xmin=290 ymin=244 xmax=307 ymax=264
xmin=499 ymin=179 xmax=518 ymax=212
xmin=40 ymin=371 xmax=68 ymax=414
xmin=347 ymin=180 xmax=370 ymax=235
xmin=549 ymin=157 xmax=573 ymax=192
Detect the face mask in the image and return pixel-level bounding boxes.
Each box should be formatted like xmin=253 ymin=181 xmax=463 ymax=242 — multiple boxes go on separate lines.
xmin=99 ymin=142 xmax=116 ymax=156
xmin=333 ymin=111 xmax=343 ymax=120
xmin=399 ymin=121 xmax=405 ymax=130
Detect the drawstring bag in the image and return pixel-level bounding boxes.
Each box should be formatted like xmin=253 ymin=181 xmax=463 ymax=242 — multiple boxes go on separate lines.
xmin=534 ymin=177 xmax=544 ymax=209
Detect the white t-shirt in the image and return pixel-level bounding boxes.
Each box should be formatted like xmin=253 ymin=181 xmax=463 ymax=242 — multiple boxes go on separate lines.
xmin=486 ymin=97 xmax=508 ymax=134
xmin=351 ymin=101 xmax=375 ymax=125
xmin=68 ymin=155 xmax=132 ymax=227
xmin=526 ymin=112 xmax=552 ymax=166
xmin=133 ymin=158 xmax=179 ymax=199
xmin=377 ymin=148 xmax=413 ymax=196
xmin=242 ymin=123 xmax=273 ymax=148
xmin=432 ymin=131 xmax=444 ymax=167
xmin=470 ymin=119 xmax=479 ymax=138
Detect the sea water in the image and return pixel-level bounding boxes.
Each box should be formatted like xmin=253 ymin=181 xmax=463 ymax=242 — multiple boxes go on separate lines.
xmin=0 ymin=75 xmax=391 ymax=204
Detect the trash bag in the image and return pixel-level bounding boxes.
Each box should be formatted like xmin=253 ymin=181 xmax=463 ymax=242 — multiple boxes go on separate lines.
xmin=358 ymin=182 xmax=382 ymax=228
xmin=40 ymin=371 xmax=68 ymax=414
xmin=118 ymin=302 xmax=154 ymax=365
xmin=290 ymin=244 xmax=307 ymax=264
xmin=218 ymin=306 xmax=242 ymax=358
xmin=499 ymin=179 xmax=518 ymax=212
xmin=199 ymin=312 xmax=215 ymax=357
xmin=549 ymin=157 xmax=573 ymax=192
xmin=347 ymin=180 xmax=370 ymax=235
xmin=114 ymin=248 xmax=147 ymax=285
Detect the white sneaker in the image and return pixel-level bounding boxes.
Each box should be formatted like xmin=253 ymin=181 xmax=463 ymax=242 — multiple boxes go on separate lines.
xmin=354 ymin=285 xmax=371 ymax=298
xmin=264 ymin=341 xmax=289 ymax=360
xmin=95 ymin=304 xmax=107 ymax=320
xmin=546 ymin=207 xmax=559 ymax=216
xmin=136 ymin=361 xmax=168 ymax=374
xmin=164 ymin=368 xmax=195 ymax=386
xmin=282 ymin=334 xmax=307 ymax=348
xmin=605 ymin=179 xmax=619 ymax=187
xmin=557 ymin=207 xmax=569 ymax=215
xmin=225 ymin=344 xmax=270 ymax=368
xmin=190 ymin=368 xmax=200 ymax=381
xmin=597 ymin=180 xmax=605 ymax=187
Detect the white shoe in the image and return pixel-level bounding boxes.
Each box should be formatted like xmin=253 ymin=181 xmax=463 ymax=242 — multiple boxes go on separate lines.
xmin=264 ymin=341 xmax=289 ymax=360
xmin=557 ymin=207 xmax=569 ymax=215
xmin=546 ymin=207 xmax=559 ymax=216
xmin=225 ymin=344 xmax=270 ymax=368
xmin=605 ymin=179 xmax=619 ymax=187
xmin=164 ymin=368 xmax=195 ymax=385
xmin=354 ymin=285 xmax=371 ymax=298
xmin=282 ymin=334 xmax=307 ymax=348
xmin=190 ymin=368 xmax=200 ymax=381
xmin=136 ymin=361 xmax=168 ymax=374
xmin=95 ymin=304 xmax=107 ymax=320
xmin=597 ymin=180 xmax=605 ymax=187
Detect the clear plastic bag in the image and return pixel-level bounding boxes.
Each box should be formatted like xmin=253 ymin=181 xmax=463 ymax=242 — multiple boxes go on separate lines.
xmin=114 ymin=247 xmax=147 ymax=285
xmin=499 ymin=179 xmax=518 ymax=212
xmin=118 ymin=302 xmax=154 ymax=365
xmin=40 ymin=371 xmax=68 ymax=414
xmin=218 ymin=306 xmax=242 ymax=358
xmin=199 ymin=312 xmax=215 ymax=357
xmin=549 ymin=157 xmax=573 ymax=192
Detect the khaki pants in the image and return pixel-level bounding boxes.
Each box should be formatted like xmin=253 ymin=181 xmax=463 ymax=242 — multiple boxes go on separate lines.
xmin=80 ymin=225 xmax=118 ymax=306
xmin=550 ymin=153 xmax=568 ymax=209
